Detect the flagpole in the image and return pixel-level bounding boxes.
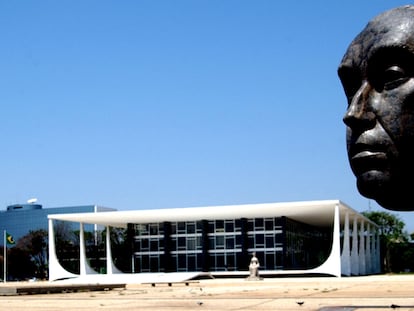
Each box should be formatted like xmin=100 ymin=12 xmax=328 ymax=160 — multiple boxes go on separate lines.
xmin=3 ymin=230 xmax=6 ymax=283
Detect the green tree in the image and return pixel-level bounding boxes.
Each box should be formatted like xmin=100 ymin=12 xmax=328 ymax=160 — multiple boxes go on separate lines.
xmin=362 ymin=211 xmax=409 ymax=272
xmin=15 ymin=229 xmax=48 ymax=279
xmin=8 ymin=246 xmax=36 ymax=280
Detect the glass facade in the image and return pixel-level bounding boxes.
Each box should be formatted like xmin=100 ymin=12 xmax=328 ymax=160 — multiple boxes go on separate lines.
xmin=207 ymin=219 xmax=243 ymax=271
xmin=130 ymin=216 xmax=332 ymax=273
xmin=133 ymin=223 xmax=165 ymax=272
xmin=247 ymin=217 xmax=284 ymax=270
xmin=0 ymin=204 xmax=114 ymax=244
xmin=284 ymin=218 xmax=332 ymax=270
xmin=171 ymin=221 xmax=204 ymax=272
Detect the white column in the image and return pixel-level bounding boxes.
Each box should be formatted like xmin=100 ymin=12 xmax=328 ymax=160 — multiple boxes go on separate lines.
xmin=340 ymin=212 xmax=351 ymax=276
xmin=371 ymin=226 xmax=378 ymax=273
xmin=378 ymin=230 xmax=381 ymax=273
xmin=359 ymin=220 xmax=366 ymax=275
xmin=79 ymin=223 xmax=87 ymax=275
xmin=374 ymin=229 xmax=381 ymax=273
xmin=365 ymin=223 xmax=371 ymax=274
xmin=106 ymin=226 xmax=112 ymax=274
xmin=350 ymin=216 xmax=359 ymax=275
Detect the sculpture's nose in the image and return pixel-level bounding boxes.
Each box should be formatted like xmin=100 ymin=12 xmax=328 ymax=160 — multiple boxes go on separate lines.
xmin=343 ymin=81 xmax=376 ymax=131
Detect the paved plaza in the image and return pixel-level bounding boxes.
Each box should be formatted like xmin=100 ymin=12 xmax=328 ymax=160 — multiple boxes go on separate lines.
xmin=1 ymin=274 xmax=414 ymax=310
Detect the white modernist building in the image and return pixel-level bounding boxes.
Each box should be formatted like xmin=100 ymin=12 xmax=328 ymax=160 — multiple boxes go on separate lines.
xmin=47 ymin=200 xmax=380 ymax=282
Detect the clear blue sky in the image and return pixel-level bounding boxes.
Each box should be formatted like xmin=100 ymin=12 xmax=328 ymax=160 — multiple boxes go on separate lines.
xmin=2 ymin=1 xmax=414 ymax=231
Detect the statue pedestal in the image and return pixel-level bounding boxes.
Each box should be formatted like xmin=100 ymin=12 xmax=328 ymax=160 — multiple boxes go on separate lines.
xmin=245 ymin=276 xmax=263 ymax=281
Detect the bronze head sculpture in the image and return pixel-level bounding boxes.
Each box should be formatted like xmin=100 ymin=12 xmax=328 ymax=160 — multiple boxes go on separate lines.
xmin=338 ymin=5 xmax=414 ymax=211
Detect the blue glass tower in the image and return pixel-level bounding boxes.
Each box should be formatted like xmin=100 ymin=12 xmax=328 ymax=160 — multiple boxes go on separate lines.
xmin=0 ymin=204 xmax=115 ymax=244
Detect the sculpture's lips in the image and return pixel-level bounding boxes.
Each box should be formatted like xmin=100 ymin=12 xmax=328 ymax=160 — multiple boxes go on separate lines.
xmin=350 ymin=151 xmax=388 ymax=173
xmin=353 ymin=151 xmax=386 ymax=159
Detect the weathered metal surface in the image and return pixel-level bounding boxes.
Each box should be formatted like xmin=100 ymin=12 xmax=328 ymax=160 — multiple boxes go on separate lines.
xmin=339 ymin=5 xmax=414 ymax=211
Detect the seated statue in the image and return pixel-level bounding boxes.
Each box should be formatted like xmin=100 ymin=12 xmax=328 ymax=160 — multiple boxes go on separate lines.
xmin=338 ymin=5 xmax=414 ymax=211
xmin=247 ymin=253 xmax=261 ymax=280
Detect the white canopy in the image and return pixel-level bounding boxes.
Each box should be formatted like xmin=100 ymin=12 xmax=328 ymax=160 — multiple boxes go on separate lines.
xmin=48 ymin=200 xmax=376 ymax=228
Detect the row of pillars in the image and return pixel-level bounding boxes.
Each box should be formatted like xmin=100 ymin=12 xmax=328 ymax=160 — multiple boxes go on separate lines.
xmin=49 ymin=208 xmax=381 ymax=280
xmin=340 ymin=213 xmax=381 ymax=276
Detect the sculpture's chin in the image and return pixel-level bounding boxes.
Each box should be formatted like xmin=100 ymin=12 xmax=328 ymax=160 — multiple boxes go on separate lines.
xmin=356 ymin=170 xmax=413 ymax=211
xmin=375 ymin=197 xmax=413 ymax=211
xmin=356 ymin=170 xmax=390 ymax=197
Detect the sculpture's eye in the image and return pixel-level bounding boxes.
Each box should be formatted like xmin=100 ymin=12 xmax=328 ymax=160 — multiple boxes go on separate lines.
xmin=368 ymin=48 xmax=414 ymax=92
xmin=382 ymin=65 xmax=408 ymax=90
xmin=370 ymin=64 xmax=409 ymax=92
xmin=338 ymin=66 xmax=362 ymax=102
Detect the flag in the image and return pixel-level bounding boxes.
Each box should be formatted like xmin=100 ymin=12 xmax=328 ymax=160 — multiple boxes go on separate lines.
xmin=6 ymin=232 xmax=15 ymax=245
